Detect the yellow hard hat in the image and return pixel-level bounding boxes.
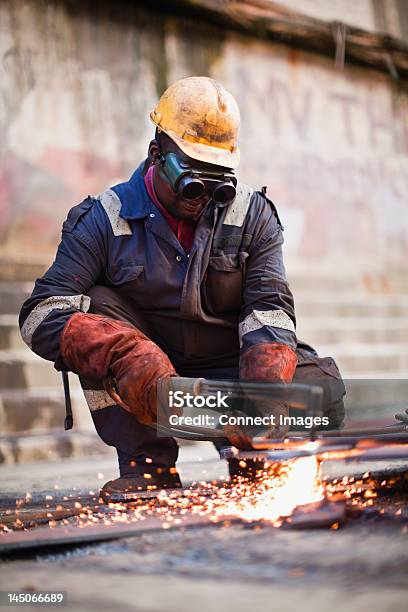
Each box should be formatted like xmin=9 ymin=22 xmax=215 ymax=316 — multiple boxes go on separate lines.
xmin=150 ymin=76 xmax=240 ymax=169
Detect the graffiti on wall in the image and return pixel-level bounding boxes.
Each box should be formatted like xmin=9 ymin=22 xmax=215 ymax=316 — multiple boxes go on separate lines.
xmin=222 ymin=43 xmax=408 ymax=266
xmin=0 ymin=0 xmax=407 ymax=272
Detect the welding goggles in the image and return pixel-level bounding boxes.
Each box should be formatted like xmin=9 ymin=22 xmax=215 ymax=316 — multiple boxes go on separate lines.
xmin=158 ymin=151 xmax=237 ymax=204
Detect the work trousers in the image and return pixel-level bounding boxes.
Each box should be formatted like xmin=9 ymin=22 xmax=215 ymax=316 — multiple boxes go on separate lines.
xmin=79 ymin=286 xmax=346 ymax=468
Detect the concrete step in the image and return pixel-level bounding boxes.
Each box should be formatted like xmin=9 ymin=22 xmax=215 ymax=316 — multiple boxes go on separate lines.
xmin=0 ymin=282 xmax=31 ymax=315
xmin=314 ymin=343 xmax=408 ymax=375
xmin=296 ymin=293 xmax=408 ymax=318
xmin=297 ymin=317 xmax=408 ymax=345
xmin=288 ymin=273 xmax=360 ymax=293
xmin=0 ymin=384 xmax=94 ymax=434
xmin=0 ymin=260 xmax=47 ymax=282
xmin=0 ymin=315 xmax=25 ymax=350
xmin=296 ymin=292 xmax=408 ymax=304
xmin=288 ymin=269 xmax=408 ymax=293
xmin=0 ymin=349 xmax=61 ymax=389
xmin=0 ymin=430 xmax=113 ymax=464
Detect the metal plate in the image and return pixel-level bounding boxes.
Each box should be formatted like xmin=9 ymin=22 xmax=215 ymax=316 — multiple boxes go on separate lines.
xmin=0 ymin=513 xmax=231 ymax=556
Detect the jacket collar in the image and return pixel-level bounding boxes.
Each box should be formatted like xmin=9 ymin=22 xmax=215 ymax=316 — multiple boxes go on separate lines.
xmin=111 ymin=162 xmax=152 ymax=220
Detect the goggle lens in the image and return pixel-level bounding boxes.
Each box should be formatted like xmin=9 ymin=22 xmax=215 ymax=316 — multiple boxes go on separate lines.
xmin=179 ymin=177 xmax=206 ymax=200
xmin=212 ymin=183 xmax=237 ymax=204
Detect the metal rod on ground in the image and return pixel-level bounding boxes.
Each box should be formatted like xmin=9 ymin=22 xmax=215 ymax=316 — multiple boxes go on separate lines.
xmin=0 ymin=514 xmax=235 ymax=556
xmin=222 ymin=444 xmax=408 ymax=463
xmin=251 ymin=429 xmax=408 ymax=449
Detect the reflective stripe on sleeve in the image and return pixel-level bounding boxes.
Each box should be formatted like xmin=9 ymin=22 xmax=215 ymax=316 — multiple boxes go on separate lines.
xmin=239 ymin=309 xmax=295 ymax=347
xmin=98 ymin=189 xmax=132 ymax=236
xmin=21 ymin=294 xmax=91 ymax=348
xmin=83 ymin=389 xmax=116 ymax=412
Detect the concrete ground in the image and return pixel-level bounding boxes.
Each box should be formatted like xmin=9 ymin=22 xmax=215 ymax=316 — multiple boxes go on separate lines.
xmin=0 ymin=443 xmax=407 ymax=612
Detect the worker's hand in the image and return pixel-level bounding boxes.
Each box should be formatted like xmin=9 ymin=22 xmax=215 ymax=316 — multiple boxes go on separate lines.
xmin=222 ymin=399 xmax=289 ymax=450
xmin=61 ymin=313 xmax=177 ymax=426
xmin=231 ymin=341 xmax=296 ymax=449
xmin=256 ymin=398 xmax=290 ymax=440
xmin=240 ymin=342 xmax=297 ymax=384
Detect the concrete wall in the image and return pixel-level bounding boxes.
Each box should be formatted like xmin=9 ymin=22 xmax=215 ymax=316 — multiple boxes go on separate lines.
xmin=1 ymin=0 xmax=407 ymax=278
xmin=274 ymin=0 xmax=378 ymax=32
xmin=273 ymin=0 xmax=408 ymax=42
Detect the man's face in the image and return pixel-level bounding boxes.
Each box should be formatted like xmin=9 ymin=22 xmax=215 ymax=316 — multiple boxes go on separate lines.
xmin=149 ymin=136 xmax=229 ymax=221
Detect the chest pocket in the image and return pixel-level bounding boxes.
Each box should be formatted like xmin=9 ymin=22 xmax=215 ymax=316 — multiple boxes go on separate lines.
xmin=106 ymin=263 xmax=144 ymax=289
xmin=205 ymin=252 xmax=248 ymax=313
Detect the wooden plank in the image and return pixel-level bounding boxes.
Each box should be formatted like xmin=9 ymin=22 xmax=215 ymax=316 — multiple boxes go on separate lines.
xmin=161 ymin=0 xmax=408 ymax=78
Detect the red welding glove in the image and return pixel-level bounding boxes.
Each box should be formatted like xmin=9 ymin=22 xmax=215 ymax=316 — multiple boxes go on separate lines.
xmin=60 ymin=313 xmax=177 ymax=426
xmin=227 ymin=343 xmax=298 ymax=448
xmin=239 ymin=342 xmax=297 ymax=384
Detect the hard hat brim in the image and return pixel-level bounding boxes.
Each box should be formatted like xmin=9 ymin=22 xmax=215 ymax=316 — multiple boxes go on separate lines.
xmin=151 ymin=117 xmax=240 ymax=170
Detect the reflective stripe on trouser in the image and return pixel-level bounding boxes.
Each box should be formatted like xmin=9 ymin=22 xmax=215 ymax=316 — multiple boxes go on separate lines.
xmin=80 ymin=285 xmax=179 ymax=467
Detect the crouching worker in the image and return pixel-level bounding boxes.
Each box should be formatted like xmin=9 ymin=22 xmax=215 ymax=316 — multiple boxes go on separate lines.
xmin=19 ymin=77 xmax=345 ymax=500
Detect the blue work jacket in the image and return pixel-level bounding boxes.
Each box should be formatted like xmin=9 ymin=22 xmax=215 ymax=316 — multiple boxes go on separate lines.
xmin=19 ymin=163 xmax=297 ymax=376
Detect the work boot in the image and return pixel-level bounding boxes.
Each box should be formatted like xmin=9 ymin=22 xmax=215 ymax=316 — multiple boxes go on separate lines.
xmin=100 ymin=469 xmax=182 ymax=502
xmin=100 ymin=449 xmax=182 ymax=502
